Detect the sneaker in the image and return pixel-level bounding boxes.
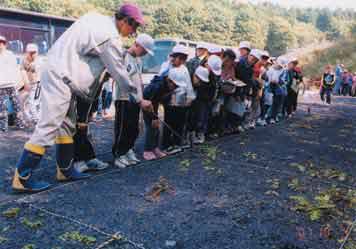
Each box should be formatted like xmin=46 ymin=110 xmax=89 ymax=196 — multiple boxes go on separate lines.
xmin=164 ymin=146 xmax=182 ymax=155
xmin=195 ymin=133 xmax=205 ymax=144
xmin=127 ymin=149 xmax=141 ymax=164
xmin=287 ymin=114 xmax=292 ymax=119
xmin=237 ymin=126 xmax=245 ymax=133
xmin=143 ymin=151 xmax=157 ymax=161
xmin=114 ymin=155 xmax=130 ymax=169
xmin=270 ymin=119 xmax=276 ymax=124
xmin=249 ymin=121 xmax=256 ymax=130
xmin=86 ymin=158 xmax=109 ymax=171
xmin=256 ymin=118 xmax=264 ymax=127
xmin=262 ymin=120 xmax=267 ymax=126
xmin=74 ymin=161 xmax=89 ymax=173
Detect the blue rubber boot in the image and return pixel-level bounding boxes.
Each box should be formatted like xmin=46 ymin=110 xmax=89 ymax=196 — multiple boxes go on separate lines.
xmin=12 ymin=144 xmax=51 ymax=193
xmin=55 ymin=138 xmax=91 ymax=182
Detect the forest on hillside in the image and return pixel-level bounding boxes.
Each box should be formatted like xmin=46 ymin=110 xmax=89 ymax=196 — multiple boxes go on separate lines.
xmin=1 ymin=0 xmax=356 ymax=55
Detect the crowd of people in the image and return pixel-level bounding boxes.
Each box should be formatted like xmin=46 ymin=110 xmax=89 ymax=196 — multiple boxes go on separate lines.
xmin=320 ymin=64 xmax=356 ymax=104
xmin=0 ymin=3 xmax=305 ymax=193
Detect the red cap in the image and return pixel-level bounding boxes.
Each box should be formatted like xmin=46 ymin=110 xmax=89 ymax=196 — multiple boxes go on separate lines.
xmin=118 ymin=3 xmax=145 ymax=25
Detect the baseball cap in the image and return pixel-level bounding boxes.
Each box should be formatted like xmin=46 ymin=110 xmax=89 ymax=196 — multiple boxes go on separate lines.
xmin=117 ymin=3 xmax=145 ymax=25
xmin=208 ymin=55 xmax=222 ymax=76
xmin=136 ymin=34 xmax=154 ymax=56
xmin=194 ymin=66 xmax=209 ymax=83
xmin=238 ymin=41 xmax=251 ymax=50
xmin=171 ymin=44 xmax=189 ymax=56
xmin=26 ymin=43 xmax=39 ymax=53
xmin=168 ymin=67 xmax=188 ymax=88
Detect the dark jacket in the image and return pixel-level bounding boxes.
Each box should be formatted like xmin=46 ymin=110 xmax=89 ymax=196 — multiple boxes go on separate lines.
xmin=235 ymin=59 xmax=254 ymax=96
xmin=143 ymin=75 xmax=173 ymax=113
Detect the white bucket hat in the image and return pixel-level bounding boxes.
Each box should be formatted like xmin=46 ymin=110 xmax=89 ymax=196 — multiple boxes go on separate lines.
xmin=136 ymin=34 xmax=155 ymax=56
xmin=0 ymin=35 xmax=7 ymax=43
xmin=238 ymin=41 xmax=251 ymax=50
xmin=208 ymin=55 xmax=222 ymax=76
xmin=249 ymin=49 xmax=261 ymax=60
xmin=208 ymin=44 xmax=222 ymax=54
xmin=168 ymin=67 xmax=188 ymax=88
xmin=195 ymin=66 xmax=209 ymax=83
xmin=171 ymin=44 xmax=189 ymax=56
xmin=26 ymin=43 xmax=39 ymax=53
xmin=196 ymin=42 xmax=208 ymax=50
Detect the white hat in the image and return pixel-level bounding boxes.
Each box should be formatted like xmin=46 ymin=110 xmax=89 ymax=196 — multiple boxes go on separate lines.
xmin=171 ymin=44 xmax=189 ymax=56
xmin=249 ymin=49 xmax=261 ymax=60
xmin=136 ymin=34 xmax=155 ymax=56
xmin=208 ymin=44 xmax=222 ymax=54
xmin=26 ymin=43 xmax=38 ymax=53
xmin=277 ymin=57 xmax=288 ymax=66
xmin=208 ymin=55 xmax=222 ymax=76
xmin=168 ymin=67 xmax=187 ymax=88
xmin=196 ymin=42 xmax=208 ymax=50
xmin=0 ymin=35 xmax=6 ymax=42
xmin=260 ymin=50 xmax=270 ymax=58
xmin=287 ymin=57 xmax=298 ymax=64
xmin=238 ymin=41 xmax=251 ymax=50
xmin=194 ymin=66 xmax=209 ymax=83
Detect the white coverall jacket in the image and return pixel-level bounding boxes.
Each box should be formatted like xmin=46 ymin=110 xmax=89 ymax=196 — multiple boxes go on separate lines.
xmin=27 ymin=12 xmax=137 ymax=148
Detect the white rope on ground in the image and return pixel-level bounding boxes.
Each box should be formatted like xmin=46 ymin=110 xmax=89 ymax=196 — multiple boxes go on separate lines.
xmin=338 ymin=218 xmax=356 ymax=249
xmin=29 ymin=204 xmax=146 ymax=249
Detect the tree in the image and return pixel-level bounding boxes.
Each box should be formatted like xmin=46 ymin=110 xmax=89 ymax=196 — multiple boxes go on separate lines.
xmin=316 ymin=9 xmax=333 ymax=32
xmin=266 ymin=18 xmax=296 ymax=56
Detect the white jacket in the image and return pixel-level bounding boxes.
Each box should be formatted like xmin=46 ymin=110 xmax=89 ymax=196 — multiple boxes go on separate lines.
xmin=45 ymin=12 xmax=138 ymax=102
xmin=0 ymin=50 xmax=21 ymax=89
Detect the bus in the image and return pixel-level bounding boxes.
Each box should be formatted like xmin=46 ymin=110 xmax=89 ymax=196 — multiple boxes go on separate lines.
xmin=141 ymin=38 xmax=228 ymax=84
xmin=142 ymin=38 xmax=198 ymax=74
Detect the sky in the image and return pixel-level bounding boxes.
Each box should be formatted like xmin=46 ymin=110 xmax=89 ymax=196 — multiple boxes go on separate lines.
xmin=249 ymin=0 xmax=356 ymax=10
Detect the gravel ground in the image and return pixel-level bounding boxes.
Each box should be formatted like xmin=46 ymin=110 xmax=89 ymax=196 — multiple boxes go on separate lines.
xmin=0 ymin=92 xmax=355 ymax=249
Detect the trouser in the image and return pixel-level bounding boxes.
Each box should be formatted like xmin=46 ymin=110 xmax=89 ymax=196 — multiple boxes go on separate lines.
xmin=271 ymin=94 xmax=283 ymax=120
xmin=73 ymin=97 xmax=96 ymax=162
xmin=246 ymin=96 xmax=261 ymax=123
xmin=342 ymin=84 xmax=351 ymax=96
xmin=191 ymin=100 xmax=210 ymax=134
xmin=286 ymin=89 xmax=298 ymax=115
xmin=333 ymin=78 xmax=342 ymax=95
xmin=143 ymin=112 xmax=159 ymax=151
xmin=102 ymin=90 xmax=112 ymax=111
xmin=16 ymin=70 xmax=78 ymax=177
xmin=0 ymin=87 xmax=24 ymax=131
xmin=162 ymin=105 xmax=188 ymax=149
xmin=23 ymin=82 xmax=41 ymax=123
xmin=112 ymin=100 xmax=140 ymax=157
xmin=261 ymin=105 xmax=271 ymax=120
xmin=320 ymin=87 xmax=332 ymax=104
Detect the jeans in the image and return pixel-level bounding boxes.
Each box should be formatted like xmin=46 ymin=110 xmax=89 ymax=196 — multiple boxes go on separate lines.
xmin=102 ymin=90 xmax=112 ymax=110
xmin=320 ymin=87 xmax=332 ymax=104
xmin=143 ymin=112 xmax=160 ymax=151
